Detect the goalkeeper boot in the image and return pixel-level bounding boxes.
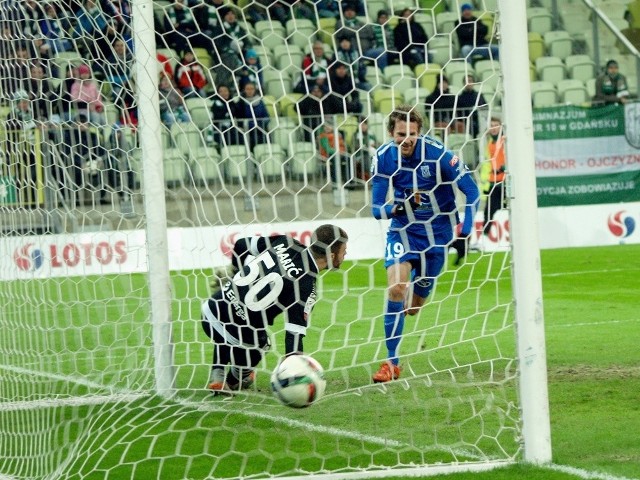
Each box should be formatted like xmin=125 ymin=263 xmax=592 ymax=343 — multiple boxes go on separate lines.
xmin=208 ymin=367 xmax=233 ymax=395
xmin=227 ymin=368 xmax=256 ymax=391
xmin=372 ymin=361 xmax=402 ymax=383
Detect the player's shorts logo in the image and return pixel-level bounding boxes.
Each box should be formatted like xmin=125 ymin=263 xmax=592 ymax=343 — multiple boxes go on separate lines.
xmin=13 ymin=243 xmax=44 ymax=271
xmin=607 ymin=211 xmax=635 ymax=238
xmin=219 ymin=232 xmax=239 ymax=258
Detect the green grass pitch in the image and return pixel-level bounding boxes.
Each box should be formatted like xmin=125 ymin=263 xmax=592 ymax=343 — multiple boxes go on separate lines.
xmin=0 ymin=244 xmax=638 ymax=480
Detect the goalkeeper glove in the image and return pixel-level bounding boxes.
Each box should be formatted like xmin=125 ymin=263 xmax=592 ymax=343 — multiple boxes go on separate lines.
xmin=394 ymin=197 xmax=420 ymax=217
xmin=452 ymin=235 xmax=470 ymax=266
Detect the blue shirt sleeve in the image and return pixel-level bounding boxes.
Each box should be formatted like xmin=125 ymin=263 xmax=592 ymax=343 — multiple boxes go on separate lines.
xmin=457 ymin=169 xmax=480 ymax=236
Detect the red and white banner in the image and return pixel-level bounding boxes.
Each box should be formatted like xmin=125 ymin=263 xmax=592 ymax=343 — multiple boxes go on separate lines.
xmin=1 ymin=204 xmax=638 ymax=280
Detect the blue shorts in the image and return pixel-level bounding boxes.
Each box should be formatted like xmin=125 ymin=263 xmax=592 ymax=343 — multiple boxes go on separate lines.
xmin=384 ymin=229 xmax=449 ymax=299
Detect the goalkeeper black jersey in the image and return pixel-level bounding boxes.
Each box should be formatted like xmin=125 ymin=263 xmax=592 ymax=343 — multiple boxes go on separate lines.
xmin=203 ymin=235 xmax=319 ymax=349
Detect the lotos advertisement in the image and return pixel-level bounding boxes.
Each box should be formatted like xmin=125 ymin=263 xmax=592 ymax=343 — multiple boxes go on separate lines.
xmin=1 ymin=205 xmax=638 ymax=281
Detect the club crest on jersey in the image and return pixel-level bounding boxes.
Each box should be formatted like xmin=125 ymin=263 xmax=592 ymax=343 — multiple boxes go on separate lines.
xmin=449 ymin=156 xmax=459 ymax=167
xmin=420 ymin=164 xmax=431 ymax=177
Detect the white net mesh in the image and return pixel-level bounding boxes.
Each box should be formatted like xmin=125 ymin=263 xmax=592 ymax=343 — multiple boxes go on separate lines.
xmin=0 ymin=1 xmax=519 ymax=479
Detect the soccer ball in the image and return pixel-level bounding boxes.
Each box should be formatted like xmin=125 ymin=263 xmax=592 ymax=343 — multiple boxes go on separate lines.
xmin=270 ymin=354 xmax=326 ymax=408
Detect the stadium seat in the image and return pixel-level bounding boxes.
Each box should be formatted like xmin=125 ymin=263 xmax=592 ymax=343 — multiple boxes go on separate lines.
xmin=163 ymin=148 xmax=188 ymax=186
xmin=427 ymin=35 xmax=456 ymax=65
xmin=445 ymin=60 xmax=475 ymax=88
xmin=585 ymin=77 xmax=597 ymax=99
xmin=527 ymin=7 xmax=553 ymax=35
xmin=383 ymin=64 xmax=414 ymax=83
xmin=543 ymin=30 xmax=573 ymax=60
xmin=277 ymin=93 xmax=303 ymax=119
xmin=253 ymin=143 xmax=285 ymax=180
xmin=192 ymin=48 xmax=213 ymax=69
xmin=368 ymin=112 xmax=387 ymax=144
xmin=171 ymin=123 xmax=202 ymax=158
xmin=435 ymin=11 xmax=458 ymax=34
xmin=287 ymin=141 xmax=319 ymax=180
xmin=272 ymin=116 xmax=301 ymax=152
xmin=565 ymin=54 xmax=596 ymax=83
xmin=535 ymin=56 xmax=566 ymax=84
xmin=415 ymin=62 xmax=443 ymax=92
xmin=373 ymin=88 xmax=403 ymax=114
xmin=263 ymin=67 xmax=289 ymax=98
xmin=473 ymin=59 xmax=498 ymax=80
xmin=260 ymin=32 xmax=288 ymax=51
xmin=557 ymin=79 xmax=589 ymax=105
xmin=527 ymin=32 xmax=546 ymax=63
xmin=273 ymin=44 xmax=304 ymax=71
xmin=185 ymin=97 xmax=212 ymax=129
xmin=317 ymin=17 xmax=336 ymax=44
xmin=419 ymin=0 xmax=447 ymax=15
xmin=190 ymin=145 xmax=223 ymax=185
xmin=254 ymin=20 xmax=285 ymax=37
xmin=222 ymin=144 xmax=251 ymax=182
xmin=530 ymin=81 xmax=558 ymax=107
xmin=402 ymin=87 xmax=429 ymax=117
xmin=414 ymin=12 xmax=436 ymax=38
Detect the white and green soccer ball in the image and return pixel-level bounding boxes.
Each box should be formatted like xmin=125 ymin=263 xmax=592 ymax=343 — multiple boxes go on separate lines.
xmin=270 ymin=354 xmax=326 ymax=408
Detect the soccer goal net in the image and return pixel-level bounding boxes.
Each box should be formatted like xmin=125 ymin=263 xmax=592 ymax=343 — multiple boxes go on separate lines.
xmin=0 ymin=0 xmax=549 ymax=478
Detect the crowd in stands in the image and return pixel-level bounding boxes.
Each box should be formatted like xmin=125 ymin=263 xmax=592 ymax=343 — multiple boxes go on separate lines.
xmin=0 ymin=0 xmax=635 ymax=202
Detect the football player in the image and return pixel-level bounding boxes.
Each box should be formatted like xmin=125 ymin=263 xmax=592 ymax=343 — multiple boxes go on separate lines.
xmin=202 ymin=224 xmax=348 ymax=393
xmin=370 ymin=105 xmax=480 ymax=382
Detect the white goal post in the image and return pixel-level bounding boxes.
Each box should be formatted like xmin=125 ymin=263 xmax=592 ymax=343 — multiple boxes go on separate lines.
xmin=0 ymin=0 xmax=551 ymax=478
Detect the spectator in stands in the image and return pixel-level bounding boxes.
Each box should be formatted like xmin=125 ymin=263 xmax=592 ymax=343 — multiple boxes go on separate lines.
xmin=0 ymin=43 xmax=31 ymax=104
xmin=5 ymin=90 xmax=40 ymax=206
xmin=234 ymin=81 xmax=270 ymax=150
xmin=100 ymin=0 xmax=132 ymax=45
xmin=361 ymin=9 xmax=393 ymax=72
xmin=214 ymin=6 xmax=253 ymax=88
xmin=101 ymin=38 xmax=137 ymax=125
xmin=334 ymin=3 xmax=372 ymax=54
xmin=38 ymin=3 xmax=73 ymax=55
xmin=391 ymin=8 xmax=430 ymax=68
xmin=479 ymin=116 xmax=506 ymax=242
xmin=158 ymin=72 xmax=190 ymax=128
xmin=333 ymin=34 xmax=371 ymax=91
xmin=27 ymin=63 xmax=57 ymax=123
xmin=317 ymin=118 xmax=352 ymax=187
xmin=326 ymin=62 xmax=362 ymax=116
xmin=174 ymin=48 xmax=209 ymax=98
xmin=315 ymin=0 xmax=340 ymax=19
xmin=246 ymin=0 xmax=315 ymax=26
xmin=209 ymin=84 xmax=241 ymax=148
xmin=593 ymin=59 xmax=630 ymax=105
xmin=456 ymin=74 xmax=488 ymax=137
xmin=72 ymin=0 xmax=113 ymax=58
xmin=70 ymin=64 xmax=107 ymax=126
xmin=350 ymin=117 xmax=378 ymax=181
xmin=455 ymin=3 xmax=499 ymax=63
xmin=61 ymin=113 xmax=110 ymax=205
xmin=236 ymin=48 xmax=263 ymax=93
xmin=297 ymin=83 xmax=327 ymax=141
xmin=190 ymin=0 xmax=224 ymax=45
xmin=53 ymin=63 xmax=77 ymax=124
xmin=425 ymin=74 xmax=464 ymax=135
xmin=294 ymin=40 xmax=330 ymax=94
xmin=161 ymin=0 xmax=199 ymax=54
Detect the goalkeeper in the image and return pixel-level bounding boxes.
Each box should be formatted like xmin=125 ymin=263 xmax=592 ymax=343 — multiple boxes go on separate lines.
xmin=370 ymin=105 xmax=479 ymax=383
xmin=201 ymin=224 xmax=348 ymax=394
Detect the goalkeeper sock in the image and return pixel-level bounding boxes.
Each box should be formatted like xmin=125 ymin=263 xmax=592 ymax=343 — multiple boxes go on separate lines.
xmin=384 ymin=300 xmax=405 ymax=366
